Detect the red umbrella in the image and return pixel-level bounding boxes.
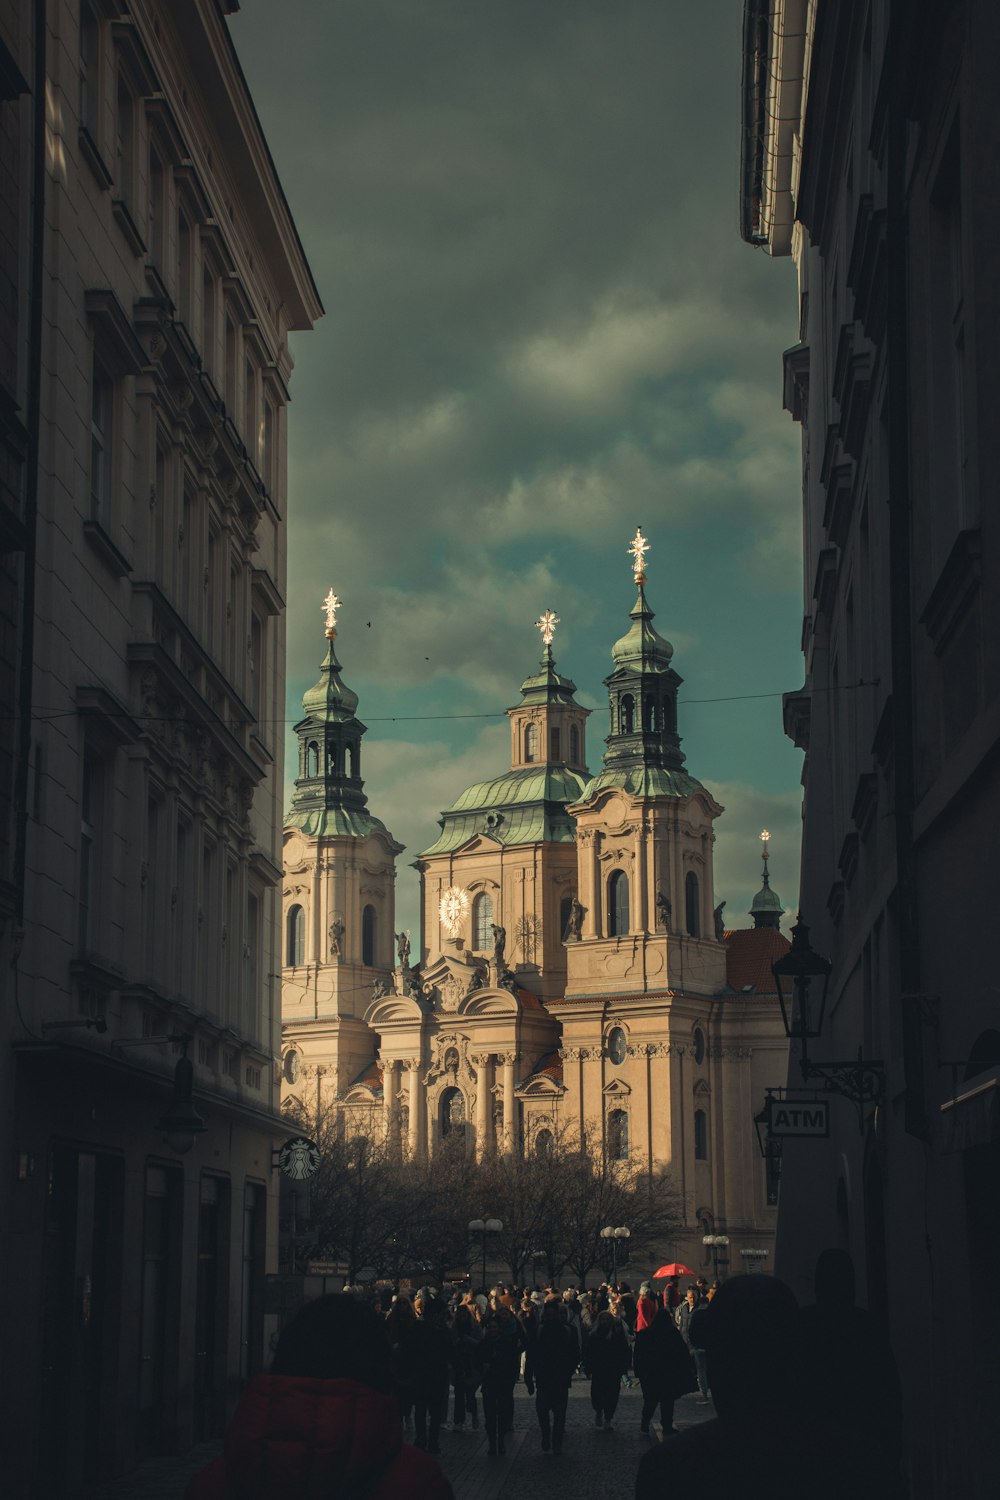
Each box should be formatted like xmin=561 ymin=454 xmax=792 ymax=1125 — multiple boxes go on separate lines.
xmin=652 ymin=1263 xmax=696 ymax=1278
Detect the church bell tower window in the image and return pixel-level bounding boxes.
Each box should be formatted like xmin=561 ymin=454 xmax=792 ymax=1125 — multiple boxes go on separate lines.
xmin=362 ymin=904 xmax=376 ymax=966
xmin=608 ymin=870 xmax=630 ymax=937
xmin=472 ymin=892 xmax=494 ymax=950
xmin=685 ymin=871 xmax=700 ymax=938
xmin=286 ymin=905 xmax=305 ymax=967
xmin=525 ymin=723 xmax=538 ymax=762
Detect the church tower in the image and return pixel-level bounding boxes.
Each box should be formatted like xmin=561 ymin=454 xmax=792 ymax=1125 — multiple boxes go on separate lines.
xmin=281 ymin=589 xmax=403 ymax=1108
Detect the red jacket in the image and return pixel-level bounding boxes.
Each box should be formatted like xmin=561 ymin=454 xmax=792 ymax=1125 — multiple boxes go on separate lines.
xmin=185 ymin=1375 xmax=454 ymax=1500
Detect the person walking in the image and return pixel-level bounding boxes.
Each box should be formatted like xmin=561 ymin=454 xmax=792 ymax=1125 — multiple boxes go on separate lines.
xmin=524 ymin=1297 xmax=578 ymax=1455
xmin=676 ymin=1286 xmax=709 ymax=1402
xmin=473 ymin=1309 xmax=523 ymax=1456
xmin=636 ymin=1281 xmax=659 ymax=1332
xmin=409 ymin=1290 xmax=452 ymax=1455
xmin=184 ymin=1294 xmax=454 ymax=1500
xmin=449 ymin=1301 xmax=481 ymax=1433
xmin=633 ymin=1301 xmax=692 ymax=1436
xmin=583 ymin=1308 xmax=631 ymax=1427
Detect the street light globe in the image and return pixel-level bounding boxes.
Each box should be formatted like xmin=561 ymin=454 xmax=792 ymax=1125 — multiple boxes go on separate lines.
xmin=468 ymin=1218 xmax=485 ymax=1232
xmin=600 ymin=1225 xmax=614 ymax=1239
xmin=615 ymin=1226 xmax=630 ymax=1239
xmin=485 ymin=1217 xmax=503 ymax=1232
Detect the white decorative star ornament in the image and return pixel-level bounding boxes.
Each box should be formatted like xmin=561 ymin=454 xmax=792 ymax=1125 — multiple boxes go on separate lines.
xmin=439 ymin=885 xmax=470 ymax=939
xmin=322 ymin=588 xmax=342 ymax=634
xmin=628 ymin=527 xmax=650 ymax=582
xmin=535 ymin=608 xmax=560 ymax=646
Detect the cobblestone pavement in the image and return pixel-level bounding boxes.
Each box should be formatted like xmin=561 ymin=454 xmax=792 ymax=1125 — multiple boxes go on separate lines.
xmin=84 ymin=1379 xmax=715 ymax=1499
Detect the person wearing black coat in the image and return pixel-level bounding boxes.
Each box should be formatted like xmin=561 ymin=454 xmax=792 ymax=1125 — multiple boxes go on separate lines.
xmin=524 ymin=1298 xmax=578 ymax=1454
xmin=583 ymin=1309 xmax=631 ymax=1427
xmin=449 ymin=1302 xmax=482 ymax=1432
xmin=633 ymin=1304 xmax=693 ymax=1434
xmin=407 ymin=1292 xmax=452 ymax=1455
xmin=472 ymin=1309 xmax=524 ymax=1456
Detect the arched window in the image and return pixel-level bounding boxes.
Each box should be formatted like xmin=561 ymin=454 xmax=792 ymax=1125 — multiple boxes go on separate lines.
xmin=535 ymin=1128 xmax=554 ymax=1159
xmin=645 ymin=697 xmax=657 ymax=732
xmin=362 ymin=904 xmax=376 ymax=966
xmin=327 ymin=745 xmax=339 ymax=776
xmin=608 ymin=1108 xmax=629 ymax=1160
xmin=693 ymin=1027 xmax=706 ymax=1065
xmin=472 ymin=891 xmax=494 ymax=950
xmin=286 ymin=905 xmax=304 ymax=966
xmin=550 ymin=726 xmax=561 ymax=760
xmin=685 ymin=871 xmax=700 ymax=938
xmin=348 ymin=743 xmax=358 ymax=778
xmin=570 ymin=724 xmax=580 ymax=764
xmin=440 ymin=1086 xmax=466 ymax=1141
xmin=608 ymin=870 xmax=630 ymax=937
xmin=525 ymin=723 xmax=538 ymax=762
xmin=620 ymin=694 xmax=635 ymax=734
xmin=694 ymin=1108 xmax=708 ymax=1160
xmin=305 ymin=742 xmax=319 ymax=777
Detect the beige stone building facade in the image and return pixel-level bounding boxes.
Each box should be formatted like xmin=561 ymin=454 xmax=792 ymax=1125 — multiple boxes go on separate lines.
xmin=282 ymin=546 xmax=791 ymax=1273
xmin=0 ymin=4 xmax=320 ymax=1495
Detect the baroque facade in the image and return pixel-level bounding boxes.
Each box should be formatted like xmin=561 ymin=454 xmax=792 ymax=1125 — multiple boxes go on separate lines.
xmin=281 ymin=539 xmax=791 ymax=1271
xmin=0 ymin=4 xmax=320 ymax=1496
xmin=741 ymin=2 xmax=1000 ymax=1496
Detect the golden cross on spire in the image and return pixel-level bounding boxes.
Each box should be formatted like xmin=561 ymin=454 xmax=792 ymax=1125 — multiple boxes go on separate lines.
xmin=535 ymin=608 xmax=560 ymax=647
xmin=322 ymin=588 xmax=342 ymax=636
xmin=760 ymin=829 xmax=771 ymax=863
xmin=628 ymin=527 xmax=650 ymax=582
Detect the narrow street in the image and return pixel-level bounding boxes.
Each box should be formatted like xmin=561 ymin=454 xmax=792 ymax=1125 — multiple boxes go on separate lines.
xmin=85 ymin=1380 xmax=714 ymax=1500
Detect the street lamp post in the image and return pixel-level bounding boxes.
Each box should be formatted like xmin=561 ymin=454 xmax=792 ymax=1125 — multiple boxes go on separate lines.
xmin=600 ymin=1224 xmax=631 ymax=1285
xmin=702 ymin=1233 xmax=730 ymax=1281
xmin=740 ymin=1248 xmax=769 ymax=1272
xmin=468 ymin=1217 xmax=503 ymax=1292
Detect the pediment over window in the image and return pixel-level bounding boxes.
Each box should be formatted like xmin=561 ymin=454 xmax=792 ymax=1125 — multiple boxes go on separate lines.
xmin=603 ymin=1076 xmax=632 ymax=1097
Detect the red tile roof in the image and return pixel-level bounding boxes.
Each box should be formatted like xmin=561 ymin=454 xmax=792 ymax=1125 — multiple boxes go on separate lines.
xmin=724 ymin=926 xmax=791 ymax=996
xmin=349 ymin=1061 xmax=383 ymax=1091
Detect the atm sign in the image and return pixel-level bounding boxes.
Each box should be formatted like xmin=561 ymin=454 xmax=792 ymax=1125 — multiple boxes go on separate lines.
xmin=767 ymin=1100 xmax=830 ymax=1137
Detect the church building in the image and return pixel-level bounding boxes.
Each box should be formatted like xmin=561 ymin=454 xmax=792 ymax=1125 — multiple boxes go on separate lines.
xmin=280 ymin=534 xmax=790 ymax=1267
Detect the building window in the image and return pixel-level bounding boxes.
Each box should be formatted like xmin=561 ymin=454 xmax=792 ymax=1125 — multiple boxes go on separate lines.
xmin=78 ymin=748 xmax=103 ymax=952
xmin=440 ymin=1086 xmax=466 ymax=1141
xmin=570 ymin=724 xmax=580 ymax=764
xmin=90 ymin=357 xmax=112 ymax=522
xmin=694 ymin=1108 xmax=708 ymax=1160
xmin=607 ymin=1026 xmax=627 ymax=1065
xmin=286 ymin=905 xmax=304 ymax=967
xmin=148 ymin=147 xmax=164 ymax=266
xmin=550 ymin=726 xmax=561 ymax=760
xmin=262 ymin=397 xmax=275 ymax=492
xmin=244 ymin=359 xmax=258 ymax=463
xmin=202 ymin=268 xmax=216 ymax=373
xmin=608 ymin=869 xmax=629 ymax=937
xmin=79 ymin=2 xmax=99 ymax=134
xmin=524 ymin=723 xmax=538 ymax=763
xmin=608 ymin=1108 xmax=629 ymax=1159
xmin=177 ymin=211 xmax=192 ymax=325
xmin=115 ymin=70 xmax=133 ymax=202
xmin=472 ymin=891 xmax=493 ymax=950
xmin=305 ymin=741 xmax=319 ymax=777
xmin=645 ymin=697 xmax=657 ymax=732
xmin=693 ymin=1027 xmax=706 ymax=1065
xmin=225 ymin=315 xmax=237 ymax=412
xmin=685 ymin=871 xmax=700 ymax=938
xmin=620 ymin=694 xmax=635 ymax=734
xmin=535 ymin=1128 xmax=554 ymax=1159
xmin=249 ymin=614 xmax=263 ymax=720
xmin=362 ymin=904 xmax=376 ymax=967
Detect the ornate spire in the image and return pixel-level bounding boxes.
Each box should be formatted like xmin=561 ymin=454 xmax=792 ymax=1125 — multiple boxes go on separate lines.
xmin=535 ymin=608 xmax=560 ymax=647
xmin=750 ymin=830 xmax=783 ymax=929
xmin=628 ymin=527 xmax=649 ymax=584
xmin=322 ymin=587 xmax=342 ymax=637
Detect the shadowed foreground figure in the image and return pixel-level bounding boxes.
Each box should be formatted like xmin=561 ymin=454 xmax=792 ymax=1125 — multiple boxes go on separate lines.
xmin=634 ymin=1275 xmax=906 ymax=1500
xmin=185 ymin=1295 xmax=453 ymax=1500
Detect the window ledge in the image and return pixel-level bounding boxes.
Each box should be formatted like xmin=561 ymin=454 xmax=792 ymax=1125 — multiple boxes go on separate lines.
xmin=78 ymin=126 xmax=113 ymax=189
xmin=112 ymin=197 xmax=147 ymax=257
xmin=83 ymin=517 xmax=132 ymax=579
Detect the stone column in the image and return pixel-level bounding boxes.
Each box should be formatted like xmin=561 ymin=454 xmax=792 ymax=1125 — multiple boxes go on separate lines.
xmin=473 ymin=1053 xmax=492 ymax=1160
xmin=500 ymin=1052 xmax=517 ymax=1155
xmin=384 ymin=1059 xmax=399 ymax=1149
xmin=407 ymin=1058 xmax=421 ymax=1159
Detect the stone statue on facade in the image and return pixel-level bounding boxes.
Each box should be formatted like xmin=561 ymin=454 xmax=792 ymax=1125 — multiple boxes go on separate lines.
xmin=655 ymin=886 xmax=671 ymax=931
xmin=714 ymin=901 xmax=727 ymax=941
xmin=370 ymin=976 xmax=388 ymax=1001
xmin=329 ymin=916 xmax=344 ymax=959
xmin=395 ymin=929 xmax=411 ymax=969
xmin=564 ymin=895 xmax=585 ymax=941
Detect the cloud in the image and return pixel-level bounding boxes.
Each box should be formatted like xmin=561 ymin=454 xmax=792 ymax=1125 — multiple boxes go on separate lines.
xmin=701 ymin=779 xmax=802 ymax=931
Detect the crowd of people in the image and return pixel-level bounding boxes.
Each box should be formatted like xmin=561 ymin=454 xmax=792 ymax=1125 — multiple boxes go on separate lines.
xmin=185 ymin=1252 xmax=906 ymax=1499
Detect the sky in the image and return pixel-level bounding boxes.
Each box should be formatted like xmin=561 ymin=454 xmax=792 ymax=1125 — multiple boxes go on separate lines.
xmin=230 ymin=0 xmax=806 ymax=941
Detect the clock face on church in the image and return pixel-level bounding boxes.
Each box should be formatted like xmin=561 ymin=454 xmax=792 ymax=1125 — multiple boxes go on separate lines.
xmin=439 ymin=885 xmax=470 ymax=937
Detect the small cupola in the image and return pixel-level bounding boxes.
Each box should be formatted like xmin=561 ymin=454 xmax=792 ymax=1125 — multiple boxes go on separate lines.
xmin=602 ymin=529 xmax=685 ymax=773
xmin=508 ymin=609 xmax=590 ymax=772
xmin=288 ymin=588 xmax=370 ymax=826
xmin=749 ymin=830 xmax=784 ymax=929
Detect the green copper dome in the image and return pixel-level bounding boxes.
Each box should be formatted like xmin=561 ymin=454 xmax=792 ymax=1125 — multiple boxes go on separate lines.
xmin=750 ymin=865 xmax=783 ymax=929
xmin=301 ymin=637 xmax=359 ymax=722
xmin=611 ymin=585 xmax=674 ymax=673
xmin=421 ymin=764 xmax=588 ymax=856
